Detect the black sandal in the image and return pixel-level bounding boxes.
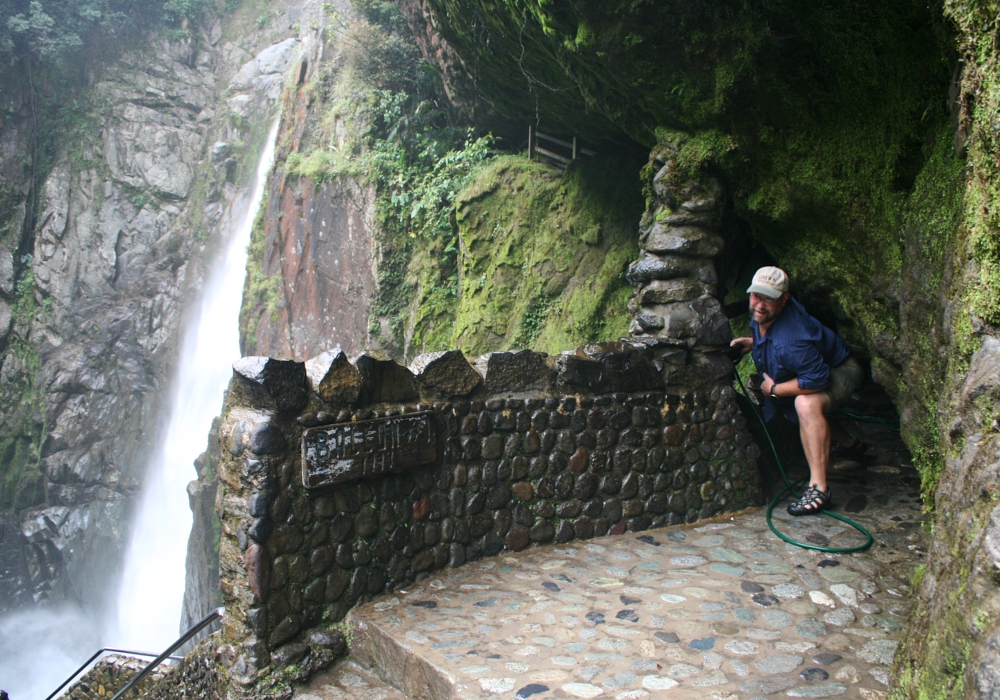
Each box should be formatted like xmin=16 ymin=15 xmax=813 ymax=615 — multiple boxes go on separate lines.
xmin=787 ymin=484 xmax=833 ymax=516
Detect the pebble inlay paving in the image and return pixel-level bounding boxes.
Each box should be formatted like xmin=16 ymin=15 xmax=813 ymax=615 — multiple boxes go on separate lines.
xmin=344 ymin=454 xmax=925 ymax=700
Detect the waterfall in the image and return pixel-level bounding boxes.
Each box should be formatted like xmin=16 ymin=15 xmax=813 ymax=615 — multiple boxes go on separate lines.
xmin=111 ymin=117 xmax=282 ymax=652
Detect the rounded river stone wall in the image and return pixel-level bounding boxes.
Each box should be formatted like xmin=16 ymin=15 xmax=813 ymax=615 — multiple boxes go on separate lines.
xmin=213 ymin=346 xmax=763 ymax=681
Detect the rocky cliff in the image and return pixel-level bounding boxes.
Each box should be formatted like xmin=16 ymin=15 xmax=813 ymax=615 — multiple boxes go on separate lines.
xmin=0 ymin=0 xmax=316 ymax=618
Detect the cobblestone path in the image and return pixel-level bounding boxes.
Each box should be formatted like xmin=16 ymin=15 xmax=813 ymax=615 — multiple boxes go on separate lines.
xmin=298 ymin=397 xmax=925 ymax=700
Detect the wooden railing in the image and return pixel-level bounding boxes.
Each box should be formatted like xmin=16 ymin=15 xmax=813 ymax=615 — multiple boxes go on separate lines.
xmin=528 ymin=125 xmax=595 ymax=167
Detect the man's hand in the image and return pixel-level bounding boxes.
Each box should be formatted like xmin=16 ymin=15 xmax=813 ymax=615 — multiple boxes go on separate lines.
xmin=730 ymin=337 xmax=753 ymax=355
xmin=762 ymin=373 xmax=777 ymax=395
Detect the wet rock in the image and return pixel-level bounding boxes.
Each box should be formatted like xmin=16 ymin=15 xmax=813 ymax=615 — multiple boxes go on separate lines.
xmin=245 ymin=543 xmax=270 ymax=601
xmin=355 ymin=351 xmax=418 ymax=403
xmin=506 ymin=528 xmax=530 ymax=551
xmin=410 ymin=350 xmax=482 ymax=396
xmin=269 ymin=614 xmax=301 ymax=647
xmin=530 ymin=520 xmax=555 ymax=542
xmin=248 ymin=518 xmax=273 ymax=543
xmin=310 ymin=629 xmax=347 ymax=655
xmin=475 ymin=350 xmax=552 ymax=394
xmin=626 ymin=253 xmax=717 ymax=285
xmin=661 ymin=351 xmax=733 ymax=385
xmin=305 ymin=349 xmax=361 ymax=405
xmin=249 ymin=421 xmax=286 ymax=455
xmin=639 ymin=278 xmax=715 ymax=305
xmin=232 ymin=356 xmax=308 ymax=413
xmin=556 ymin=343 xmax=664 ymax=394
xmin=271 ymin=642 xmax=308 ymax=667
xmin=641 ymin=224 xmax=725 ymax=257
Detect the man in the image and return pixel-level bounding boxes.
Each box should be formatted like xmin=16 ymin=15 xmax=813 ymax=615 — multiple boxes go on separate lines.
xmin=730 ymin=266 xmax=867 ymax=515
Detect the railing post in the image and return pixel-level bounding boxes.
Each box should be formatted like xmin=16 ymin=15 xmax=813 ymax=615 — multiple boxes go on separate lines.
xmin=528 ymin=125 xmax=536 ymax=160
xmin=572 ymin=136 xmax=578 ymax=160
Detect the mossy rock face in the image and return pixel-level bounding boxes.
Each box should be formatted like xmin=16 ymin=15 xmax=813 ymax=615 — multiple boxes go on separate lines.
xmin=440 ymin=153 xmax=641 ymax=357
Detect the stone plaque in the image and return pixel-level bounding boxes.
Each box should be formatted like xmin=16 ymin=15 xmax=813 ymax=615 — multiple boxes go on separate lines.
xmin=302 ymin=412 xmax=437 ymax=488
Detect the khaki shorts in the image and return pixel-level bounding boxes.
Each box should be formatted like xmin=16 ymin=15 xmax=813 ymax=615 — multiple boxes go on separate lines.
xmin=822 ymin=355 xmax=864 ymax=411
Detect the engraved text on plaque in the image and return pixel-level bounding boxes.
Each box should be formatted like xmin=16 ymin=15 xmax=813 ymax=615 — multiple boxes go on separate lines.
xmin=301 ymin=412 xmax=437 ymax=488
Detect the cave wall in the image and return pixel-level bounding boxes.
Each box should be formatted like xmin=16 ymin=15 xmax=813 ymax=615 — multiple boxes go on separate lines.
xmin=396 ymin=0 xmax=999 ymax=697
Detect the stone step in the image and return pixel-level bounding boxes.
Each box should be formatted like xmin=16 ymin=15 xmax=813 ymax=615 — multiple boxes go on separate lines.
xmin=293 ymin=659 xmax=413 ymax=700
xmin=346 ymin=497 xmax=922 ymax=700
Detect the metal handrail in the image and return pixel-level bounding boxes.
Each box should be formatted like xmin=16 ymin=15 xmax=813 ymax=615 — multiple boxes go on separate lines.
xmin=45 ymin=650 xmax=184 ymax=700
xmin=110 ymin=607 xmax=224 ymax=700
xmin=44 ymin=607 xmax=223 ymax=700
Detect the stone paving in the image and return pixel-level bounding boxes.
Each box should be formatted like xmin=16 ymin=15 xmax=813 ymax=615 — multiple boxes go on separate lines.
xmin=294 ymin=660 xmax=410 ymax=700
xmin=295 ymin=394 xmax=927 ymax=700
xmin=333 ymin=465 xmax=922 ymax=700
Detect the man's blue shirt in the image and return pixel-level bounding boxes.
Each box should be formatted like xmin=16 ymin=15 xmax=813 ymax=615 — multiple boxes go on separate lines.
xmin=750 ymin=295 xmax=850 ymax=421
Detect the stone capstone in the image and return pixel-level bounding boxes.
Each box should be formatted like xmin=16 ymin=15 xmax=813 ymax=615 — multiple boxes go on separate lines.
xmin=556 ymin=343 xmax=664 ymax=394
xmin=409 ymin=350 xmax=482 ymax=396
xmin=233 ymin=357 xmax=308 ymax=413
xmin=306 ymin=349 xmax=362 ymax=405
xmin=475 ymin=350 xmax=552 ymax=394
xmin=354 ymin=352 xmax=418 ymax=404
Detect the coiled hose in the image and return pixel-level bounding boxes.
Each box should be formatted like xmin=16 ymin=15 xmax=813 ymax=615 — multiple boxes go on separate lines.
xmin=733 ymin=370 xmax=874 ymax=553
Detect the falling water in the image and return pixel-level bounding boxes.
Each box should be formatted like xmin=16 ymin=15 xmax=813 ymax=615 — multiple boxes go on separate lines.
xmin=111 ymin=117 xmax=282 ymax=652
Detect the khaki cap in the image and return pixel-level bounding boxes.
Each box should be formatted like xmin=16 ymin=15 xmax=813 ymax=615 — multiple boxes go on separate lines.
xmin=747 ymin=266 xmax=789 ymax=299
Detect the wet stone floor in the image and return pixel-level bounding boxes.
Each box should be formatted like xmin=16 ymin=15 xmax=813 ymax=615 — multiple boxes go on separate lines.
xmin=297 ymin=399 xmax=926 ymax=700
xmin=321 ymin=466 xmax=926 ymax=700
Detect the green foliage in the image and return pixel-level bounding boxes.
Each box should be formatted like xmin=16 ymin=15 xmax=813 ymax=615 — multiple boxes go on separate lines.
xmin=0 ymin=0 xmax=212 ymax=66
xmin=0 ymin=265 xmax=46 ymax=510
xmin=945 ymin=0 xmax=1000 ymax=326
xmin=277 ymin=2 xmax=494 ymax=354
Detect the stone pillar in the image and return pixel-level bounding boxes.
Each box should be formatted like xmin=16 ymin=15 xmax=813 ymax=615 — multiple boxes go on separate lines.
xmin=627 ymin=140 xmax=733 ymax=386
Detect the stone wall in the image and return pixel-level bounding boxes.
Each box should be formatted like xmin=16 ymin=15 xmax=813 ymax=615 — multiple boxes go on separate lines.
xmin=62 ymin=636 xmax=224 ymax=700
xmin=213 ymin=342 xmax=762 ymax=680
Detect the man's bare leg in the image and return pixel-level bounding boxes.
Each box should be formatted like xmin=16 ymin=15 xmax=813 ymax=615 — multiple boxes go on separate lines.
xmin=795 ymin=393 xmax=833 ymax=493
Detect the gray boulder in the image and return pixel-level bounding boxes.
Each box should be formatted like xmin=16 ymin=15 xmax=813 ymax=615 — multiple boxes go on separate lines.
xmin=233 ymin=357 xmax=308 ymax=413
xmin=305 ymin=349 xmax=361 ymax=406
xmin=475 ymin=350 xmax=552 ymax=394
xmin=639 ymin=278 xmax=715 ymax=305
xmin=354 ymin=351 xmax=418 ymax=404
xmin=409 ymin=350 xmax=482 ymax=396
xmin=626 ymin=253 xmax=717 ymax=285
xmin=641 ymin=224 xmax=725 ymax=258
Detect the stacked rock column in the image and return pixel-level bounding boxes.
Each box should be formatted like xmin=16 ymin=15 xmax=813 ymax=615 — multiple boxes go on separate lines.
xmin=627 ymin=139 xmax=735 ymax=387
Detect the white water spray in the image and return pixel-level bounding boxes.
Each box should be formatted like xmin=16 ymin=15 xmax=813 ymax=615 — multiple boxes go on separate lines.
xmin=111 ymin=117 xmax=281 ymax=652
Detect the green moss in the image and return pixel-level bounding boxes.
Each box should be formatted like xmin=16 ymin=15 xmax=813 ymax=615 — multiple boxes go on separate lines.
xmin=439 ymin=153 xmax=641 ymax=357
xmin=0 ymin=270 xmax=47 ymax=510
xmin=239 ymin=190 xmax=280 ymax=351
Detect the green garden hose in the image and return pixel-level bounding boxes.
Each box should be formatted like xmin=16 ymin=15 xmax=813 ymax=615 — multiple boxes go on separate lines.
xmin=733 ymin=370 xmax=874 ymax=554
xmin=836 ymin=409 xmax=901 ymax=433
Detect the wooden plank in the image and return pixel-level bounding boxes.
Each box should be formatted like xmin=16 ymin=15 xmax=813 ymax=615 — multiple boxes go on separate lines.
xmin=536 ymin=131 xmax=574 ymax=150
xmin=535 ymin=145 xmax=571 ymax=164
